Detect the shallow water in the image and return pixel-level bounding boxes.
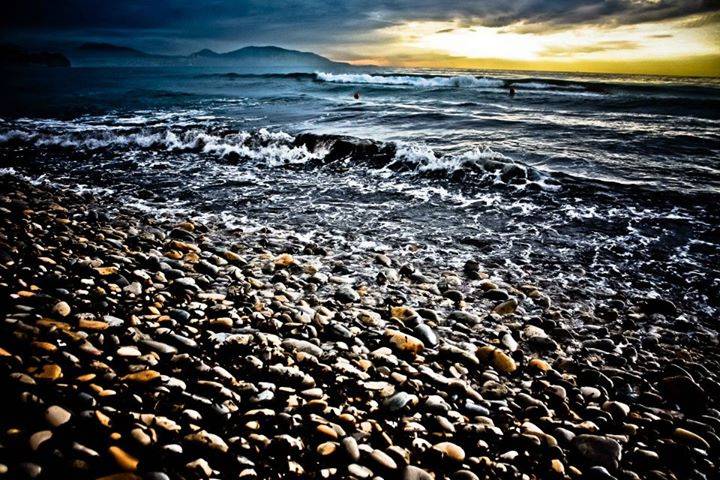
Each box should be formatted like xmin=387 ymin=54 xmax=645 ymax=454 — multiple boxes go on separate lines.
xmin=1 ymin=67 xmax=719 ymax=317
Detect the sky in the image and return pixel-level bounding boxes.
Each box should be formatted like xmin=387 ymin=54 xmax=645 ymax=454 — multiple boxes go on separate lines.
xmin=3 ymin=0 xmax=720 ymax=76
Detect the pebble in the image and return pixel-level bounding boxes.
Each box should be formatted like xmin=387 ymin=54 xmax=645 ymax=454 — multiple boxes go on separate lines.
xmin=573 ymin=434 xmax=622 ymax=469
xmin=342 ymin=436 xmax=360 ymax=461
xmin=122 ymin=370 xmax=161 ymax=382
xmin=109 ymin=446 xmax=139 ymax=471
xmin=493 ymin=298 xmax=518 ymax=315
xmin=317 ymin=441 xmax=337 ymax=456
xmin=673 ymin=428 xmax=710 ymax=449
xmin=335 ymin=285 xmax=360 ymax=303
xmin=52 ymin=301 xmax=71 ymax=317
xmin=403 ymin=466 xmax=433 ymax=480
xmin=117 ymin=346 xmax=142 ymax=357
xmin=185 ymin=430 xmax=229 ymax=452
xmin=0 ymin=179 xmax=717 ymax=480
xmin=347 ymin=463 xmax=373 ymax=479
xmin=29 ymin=431 xmax=52 ymax=450
xmin=385 ymin=329 xmax=424 ymax=354
xmin=370 ymin=449 xmax=398 ymax=470
xmin=35 ymin=364 xmax=62 ymax=381
xmin=45 ymin=405 xmax=72 ymax=427
xmin=432 ymin=442 xmax=465 ymax=462
xmin=528 ymin=358 xmax=551 ymax=372
xmin=477 ymin=346 xmax=517 ymax=374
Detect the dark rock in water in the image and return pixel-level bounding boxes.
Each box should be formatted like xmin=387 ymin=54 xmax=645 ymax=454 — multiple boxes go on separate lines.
xmin=443 ymin=289 xmax=464 ymax=302
xmin=413 ymin=323 xmax=438 ymax=347
xmin=484 ymin=288 xmax=510 ymax=301
xmin=448 ymin=310 xmax=480 ymax=325
xmin=416 ymin=308 xmax=439 ymax=322
xmin=195 ymin=259 xmax=219 ymax=276
xmin=640 ymin=297 xmax=677 ymax=316
xmin=500 ymin=164 xmax=527 ymax=182
xmin=335 ymin=285 xmax=360 ymax=303
xmin=526 ymin=335 xmax=558 ymax=351
xmin=582 ymin=338 xmax=616 ymax=352
xmin=463 ymin=259 xmax=481 ymax=278
xmin=573 ymin=434 xmax=622 ymax=470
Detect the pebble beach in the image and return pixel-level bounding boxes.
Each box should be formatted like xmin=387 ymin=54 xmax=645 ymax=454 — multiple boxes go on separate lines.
xmin=1 ymin=174 xmax=719 ymax=480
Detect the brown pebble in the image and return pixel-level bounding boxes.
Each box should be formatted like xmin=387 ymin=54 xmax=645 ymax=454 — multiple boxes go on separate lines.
xmin=29 ymin=431 xmax=52 ymax=451
xmin=79 ymin=319 xmax=109 ymax=331
xmin=432 ymin=441 xmax=465 ymax=462
xmin=108 ymin=446 xmax=138 ymax=471
xmin=385 ymin=329 xmax=424 ymax=354
xmin=528 ymin=358 xmax=551 ymax=372
xmin=317 ymin=441 xmax=337 ymax=456
xmin=35 ymin=364 xmax=62 ymax=381
xmin=122 ymin=370 xmax=161 ymax=382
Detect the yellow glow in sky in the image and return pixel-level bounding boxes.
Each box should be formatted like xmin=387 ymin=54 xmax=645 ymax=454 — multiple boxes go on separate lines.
xmin=412 ymin=21 xmax=716 ymax=61
xmin=331 ymin=13 xmax=720 ymax=76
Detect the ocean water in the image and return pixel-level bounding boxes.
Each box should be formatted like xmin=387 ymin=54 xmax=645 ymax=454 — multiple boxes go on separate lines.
xmin=1 ymin=67 xmax=719 ymax=318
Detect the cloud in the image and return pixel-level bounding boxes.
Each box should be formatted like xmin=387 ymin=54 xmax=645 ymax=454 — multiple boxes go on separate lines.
xmin=541 ymin=40 xmax=641 ymax=57
xmin=1 ymin=0 xmax=719 ymax=54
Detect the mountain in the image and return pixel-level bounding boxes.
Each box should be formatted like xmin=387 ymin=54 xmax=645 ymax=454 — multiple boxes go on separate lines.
xmin=72 ymin=43 xmax=178 ymax=66
xmin=191 ymin=49 xmax=221 ymax=58
xmin=220 ymin=46 xmax=342 ymax=68
xmin=0 ymin=44 xmax=70 ymax=68
xmin=76 ymin=42 xmax=150 ymax=57
xmin=69 ymin=43 xmax=351 ymax=69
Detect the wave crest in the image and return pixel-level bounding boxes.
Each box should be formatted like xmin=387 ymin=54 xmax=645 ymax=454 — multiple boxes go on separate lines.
xmin=0 ymin=120 xmax=552 ymax=187
xmin=315 ymin=72 xmax=504 ymax=88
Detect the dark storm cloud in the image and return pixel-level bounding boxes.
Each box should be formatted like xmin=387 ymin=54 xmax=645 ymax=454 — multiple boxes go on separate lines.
xmin=2 ymin=0 xmax=719 ymax=52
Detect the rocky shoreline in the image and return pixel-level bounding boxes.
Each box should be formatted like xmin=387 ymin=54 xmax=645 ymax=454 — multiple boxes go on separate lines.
xmin=0 ymin=175 xmax=718 ymax=480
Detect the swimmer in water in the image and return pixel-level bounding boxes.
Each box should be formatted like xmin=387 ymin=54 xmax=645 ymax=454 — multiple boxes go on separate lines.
xmin=353 ymin=91 xmax=360 ymax=100
xmin=509 ymin=87 xmax=516 ymax=97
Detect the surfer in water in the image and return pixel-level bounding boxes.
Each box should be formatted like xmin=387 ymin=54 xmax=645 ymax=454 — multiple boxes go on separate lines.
xmin=509 ymin=87 xmax=516 ymax=97
xmin=353 ymin=90 xmax=360 ymax=100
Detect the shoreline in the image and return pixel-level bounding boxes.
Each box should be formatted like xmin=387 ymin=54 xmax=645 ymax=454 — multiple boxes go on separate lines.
xmin=1 ymin=175 xmax=718 ymax=479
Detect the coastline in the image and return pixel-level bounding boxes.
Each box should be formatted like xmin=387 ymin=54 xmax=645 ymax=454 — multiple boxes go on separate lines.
xmin=1 ymin=174 xmax=718 ymax=479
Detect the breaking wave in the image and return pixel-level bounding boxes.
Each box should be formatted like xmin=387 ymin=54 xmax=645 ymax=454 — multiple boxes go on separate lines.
xmin=0 ymin=121 xmax=552 ymax=187
xmin=315 ymin=72 xmax=505 ymax=89
xmin=195 ymin=71 xmax=606 ymax=94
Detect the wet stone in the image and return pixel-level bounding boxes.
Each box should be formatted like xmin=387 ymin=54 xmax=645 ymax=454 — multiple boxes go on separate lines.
xmin=342 ymin=436 xmax=361 ymax=461
xmin=432 ymin=442 xmax=465 ymax=462
xmin=1 ymin=177 xmax=718 ymax=480
xmin=403 ymin=465 xmax=433 ymax=480
xmin=573 ymin=434 xmax=622 ymax=470
xmin=29 ymin=431 xmax=52 ymax=451
xmin=117 ymin=346 xmax=142 ymax=357
xmin=52 ymin=301 xmax=71 ymax=317
xmin=109 ymin=446 xmax=139 ymax=472
xmin=45 ymin=405 xmax=72 ymax=427
xmin=347 ymin=463 xmax=373 ymax=479
xmin=335 ymin=285 xmax=360 ymax=303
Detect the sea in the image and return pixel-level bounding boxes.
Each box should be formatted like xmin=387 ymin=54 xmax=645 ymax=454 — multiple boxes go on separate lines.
xmin=0 ymin=66 xmax=718 ymax=318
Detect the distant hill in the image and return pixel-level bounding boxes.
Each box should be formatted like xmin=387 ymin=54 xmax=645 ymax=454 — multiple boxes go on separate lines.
xmin=76 ymin=42 xmax=150 ymax=57
xmin=69 ymin=43 xmax=351 ymax=69
xmin=0 ymin=44 xmax=70 ymax=68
